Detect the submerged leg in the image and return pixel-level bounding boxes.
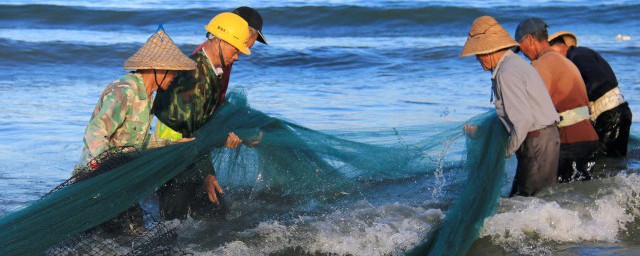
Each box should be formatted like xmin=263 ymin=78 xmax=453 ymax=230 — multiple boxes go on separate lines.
xmin=512 ymin=126 xmax=559 ymax=196
xmin=594 ymin=103 xmax=632 ymax=157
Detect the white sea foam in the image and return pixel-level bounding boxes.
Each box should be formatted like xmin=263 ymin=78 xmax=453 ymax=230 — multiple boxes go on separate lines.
xmin=479 ymin=174 xmax=640 ymax=255
xmin=204 ymin=201 xmax=443 ymax=256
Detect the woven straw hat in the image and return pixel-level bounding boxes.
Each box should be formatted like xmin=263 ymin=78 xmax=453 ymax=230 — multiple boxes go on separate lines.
xmin=461 ymin=16 xmax=520 ymax=57
xmin=548 ymin=30 xmax=577 ymax=47
xmin=124 ymin=27 xmax=196 ymax=70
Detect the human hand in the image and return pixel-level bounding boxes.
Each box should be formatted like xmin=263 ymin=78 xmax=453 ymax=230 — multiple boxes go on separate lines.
xmin=176 ymin=137 xmax=195 ymax=143
xmin=225 ymin=132 xmax=242 ymax=149
xmin=244 ymin=131 xmax=263 ymax=148
xmin=204 ymin=174 xmax=224 ymax=205
xmin=463 ymin=125 xmax=478 ymax=138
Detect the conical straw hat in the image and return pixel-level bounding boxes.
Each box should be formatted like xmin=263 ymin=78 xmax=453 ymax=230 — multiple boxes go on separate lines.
xmin=548 ymin=30 xmax=577 ymax=47
xmin=461 ymin=16 xmax=520 ymax=57
xmin=124 ymin=27 xmax=196 ymax=70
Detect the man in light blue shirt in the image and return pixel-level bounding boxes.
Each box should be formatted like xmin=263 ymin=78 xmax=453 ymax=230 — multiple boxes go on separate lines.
xmin=461 ymin=16 xmax=560 ymax=196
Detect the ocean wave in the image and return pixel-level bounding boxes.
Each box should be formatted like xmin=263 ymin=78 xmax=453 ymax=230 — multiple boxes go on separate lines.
xmin=0 ymin=0 xmax=408 ymax=10
xmin=1 ymin=0 xmax=638 ymax=10
xmin=0 ymin=33 xmax=465 ymax=68
xmin=0 ymin=28 xmax=466 ymax=48
xmin=479 ymin=174 xmax=640 ymax=255
xmin=0 ymin=39 xmax=137 ymax=67
xmin=1 ymin=3 xmax=638 ymax=36
xmin=2 ymin=32 xmax=636 ymax=70
xmin=0 ymin=28 xmax=150 ymax=45
xmin=1 ymin=26 xmax=635 ymax=52
xmin=199 ymin=201 xmax=443 ymax=255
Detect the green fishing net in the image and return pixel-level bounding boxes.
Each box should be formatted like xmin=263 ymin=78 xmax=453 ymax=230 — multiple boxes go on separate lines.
xmin=0 ymin=89 xmax=509 ymax=255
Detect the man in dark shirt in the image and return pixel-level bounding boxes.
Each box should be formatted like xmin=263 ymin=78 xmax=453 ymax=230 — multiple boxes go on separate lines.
xmin=549 ymin=31 xmax=632 ymax=158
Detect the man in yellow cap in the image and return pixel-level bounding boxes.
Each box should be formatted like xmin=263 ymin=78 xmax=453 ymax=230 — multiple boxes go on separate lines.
xmin=77 ymin=26 xmax=196 ymax=233
xmin=190 ymin=6 xmax=268 ymax=106
xmin=548 ymin=31 xmax=632 ymax=158
xmin=461 ymin=16 xmax=560 ymax=196
xmin=151 ymin=12 xmax=256 ymax=220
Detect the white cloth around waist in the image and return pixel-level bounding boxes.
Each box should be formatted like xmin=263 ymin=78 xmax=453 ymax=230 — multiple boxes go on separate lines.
xmin=557 ymin=105 xmax=590 ymax=128
xmin=589 ymin=87 xmax=625 ymax=121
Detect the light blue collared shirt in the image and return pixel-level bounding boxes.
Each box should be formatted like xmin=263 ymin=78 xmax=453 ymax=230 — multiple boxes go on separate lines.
xmin=491 ymin=50 xmax=559 ymax=156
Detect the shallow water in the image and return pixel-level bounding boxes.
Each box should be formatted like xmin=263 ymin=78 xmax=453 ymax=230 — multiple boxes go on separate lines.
xmin=0 ymin=1 xmax=639 ymax=255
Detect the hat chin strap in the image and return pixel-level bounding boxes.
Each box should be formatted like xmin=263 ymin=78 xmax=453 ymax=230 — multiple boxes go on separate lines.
xmin=217 ymin=38 xmax=227 ymax=68
xmin=154 ymin=70 xmax=169 ymax=90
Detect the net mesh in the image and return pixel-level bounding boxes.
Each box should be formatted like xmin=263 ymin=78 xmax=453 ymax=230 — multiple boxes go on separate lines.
xmin=43 ymin=147 xmax=191 ymax=256
xmin=0 ymin=89 xmax=509 ymax=255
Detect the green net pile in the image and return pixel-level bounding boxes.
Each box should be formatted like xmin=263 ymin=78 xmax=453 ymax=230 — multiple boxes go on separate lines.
xmin=0 ymin=89 xmax=509 ymax=255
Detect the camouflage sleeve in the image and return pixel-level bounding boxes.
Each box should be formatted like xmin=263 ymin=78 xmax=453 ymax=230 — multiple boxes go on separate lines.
xmin=153 ymin=53 xmax=221 ymax=138
xmin=83 ymin=87 xmax=128 ymax=159
xmin=153 ymin=70 xmax=198 ymax=137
